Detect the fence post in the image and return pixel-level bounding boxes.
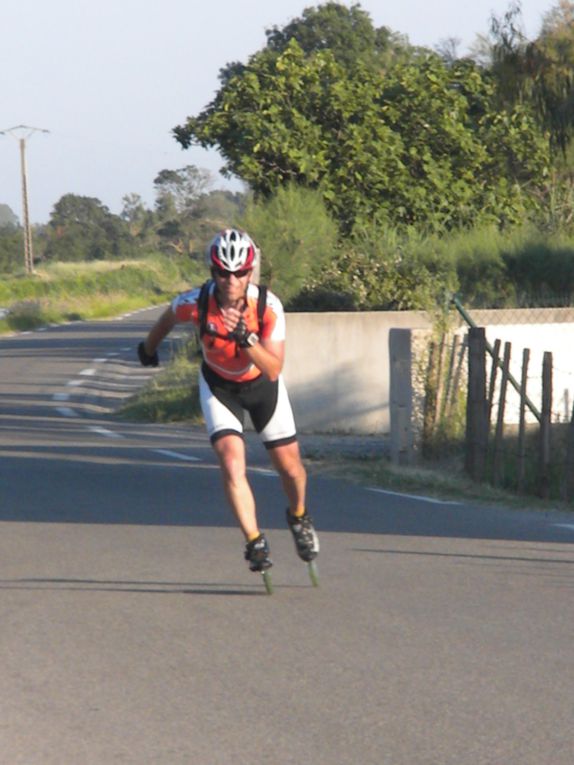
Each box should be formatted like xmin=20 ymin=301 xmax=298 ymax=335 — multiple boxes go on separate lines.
xmin=539 ymin=352 xmax=552 ymax=498
xmin=487 ymin=338 xmax=501 ymax=426
xmin=562 ymin=404 xmax=574 ymax=501
xmin=434 ymin=333 xmax=448 ymax=427
xmin=465 ymin=327 xmax=488 ymax=481
xmin=446 ymin=335 xmax=466 ymax=419
xmin=442 ymin=334 xmax=458 ymax=421
xmin=492 ymin=342 xmax=512 ymax=486
xmin=389 ymin=329 xmax=414 ymax=466
xmin=423 ymin=340 xmax=439 ymax=454
xmin=517 ymin=348 xmax=530 ymax=493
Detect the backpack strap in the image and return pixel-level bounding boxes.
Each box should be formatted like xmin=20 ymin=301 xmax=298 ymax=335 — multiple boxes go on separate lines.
xmin=198 ymin=280 xmax=268 ymax=339
xmin=256 ymin=285 xmax=267 ymax=335
xmin=197 ymin=279 xmax=213 ymax=339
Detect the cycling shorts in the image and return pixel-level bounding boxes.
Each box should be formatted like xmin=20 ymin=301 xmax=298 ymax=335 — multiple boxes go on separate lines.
xmin=199 ymin=363 xmax=297 ymax=449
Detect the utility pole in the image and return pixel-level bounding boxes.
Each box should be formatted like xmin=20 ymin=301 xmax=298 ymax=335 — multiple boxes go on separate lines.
xmin=0 ymin=125 xmax=50 ymax=275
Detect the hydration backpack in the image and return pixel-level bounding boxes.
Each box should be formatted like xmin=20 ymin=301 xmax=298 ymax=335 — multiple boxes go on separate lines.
xmin=197 ymin=279 xmax=268 ymax=340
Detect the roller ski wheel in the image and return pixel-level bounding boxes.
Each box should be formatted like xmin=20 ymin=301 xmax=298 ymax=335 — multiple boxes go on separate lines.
xmin=307 ymin=559 xmax=319 ymax=587
xmin=286 ymin=510 xmax=320 ymax=586
xmin=245 ymin=533 xmax=273 ymax=594
xmin=261 ymin=569 xmax=274 ymax=595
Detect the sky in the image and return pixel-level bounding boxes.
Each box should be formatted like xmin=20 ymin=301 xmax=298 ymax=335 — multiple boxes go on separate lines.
xmin=0 ymin=0 xmax=556 ymax=224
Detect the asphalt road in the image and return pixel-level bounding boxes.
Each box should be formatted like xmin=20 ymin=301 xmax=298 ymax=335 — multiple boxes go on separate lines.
xmin=1 ymin=309 xmax=573 ymax=765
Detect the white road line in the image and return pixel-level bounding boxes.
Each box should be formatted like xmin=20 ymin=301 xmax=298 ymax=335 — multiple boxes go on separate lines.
xmin=57 ymin=407 xmax=78 ymax=418
xmin=249 ymin=467 xmax=276 ymax=477
xmin=366 ymin=487 xmax=462 ymax=506
xmin=551 ymin=523 xmax=574 ymax=531
xmin=67 ymin=380 xmax=84 ymax=387
xmin=80 ymin=368 xmax=96 ymax=376
xmin=88 ymin=426 xmax=125 ymax=439
xmin=93 ymin=358 xmax=108 ymax=363
xmin=154 ymin=449 xmax=201 ymax=462
xmin=52 ymin=393 xmax=70 ymax=402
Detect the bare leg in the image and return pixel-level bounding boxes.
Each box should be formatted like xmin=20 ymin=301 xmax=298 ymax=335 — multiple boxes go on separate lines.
xmin=212 ymin=434 xmax=259 ymax=539
xmin=267 ymin=440 xmax=307 ymax=515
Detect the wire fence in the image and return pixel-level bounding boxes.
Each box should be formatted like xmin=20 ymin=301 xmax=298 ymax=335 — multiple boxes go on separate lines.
xmin=451 ymin=302 xmax=574 ymax=425
xmin=444 ymin=300 xmax=574 ymax=500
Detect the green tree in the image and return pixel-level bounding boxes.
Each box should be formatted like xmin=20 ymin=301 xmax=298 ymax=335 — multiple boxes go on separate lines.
xmin=153 ymin=166 xmax=213 ymax=216
xmin=175 ymin=39 xmax=549 ymax=234
xmin=288 ymin=223 xmax=457 ymax=311
xmin=45 ymin=194 xmax=135 ymax=261
xmin=0 ymin=226 xmax=24 ymax=273
xmin=0 ymin=204 xmax=18 ymax=228
xmin=483 ymin=1 xmax=574 ymax=156
xmin=120 ymin=193 xmax=158 ymax=251
xmin=264 ymin=1 xmax=410 ymax=72
xmin=150 ymin=166 xmax=248 ymax=258
xmin=240 ymin=184 xmax=339 ymax=300
xmin=153 ymin=166 xmax=215 ymax=256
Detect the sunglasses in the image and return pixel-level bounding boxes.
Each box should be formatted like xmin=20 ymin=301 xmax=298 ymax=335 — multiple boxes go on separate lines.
xmin=213 ymin=267 xmax=252 ymax=279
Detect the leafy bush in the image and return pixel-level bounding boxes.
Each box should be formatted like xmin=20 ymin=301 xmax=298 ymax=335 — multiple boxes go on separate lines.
xmin=240 ymin=184 xmax=339 ymax=301
xmin=288 ymin=224 xmax=457 ymax=311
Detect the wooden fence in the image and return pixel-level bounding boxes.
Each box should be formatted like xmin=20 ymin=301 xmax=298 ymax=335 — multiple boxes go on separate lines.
xmin=466 ymin=326 xmax=574 ymax=501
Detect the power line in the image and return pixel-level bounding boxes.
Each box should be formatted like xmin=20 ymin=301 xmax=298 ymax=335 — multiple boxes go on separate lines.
xmin=0 ymin=125 xmax=50 ymax=274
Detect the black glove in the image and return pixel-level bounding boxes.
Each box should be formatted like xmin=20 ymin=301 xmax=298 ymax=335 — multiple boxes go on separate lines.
xmin=229 ymin=319 xmax=258 ymax=348
xmin=138 ymin=341 xmax=159 ymax=367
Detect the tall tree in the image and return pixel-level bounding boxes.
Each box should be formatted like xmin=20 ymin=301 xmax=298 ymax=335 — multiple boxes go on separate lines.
xmin=0 ymin=204 xmax=18 ymax=228
xmin=45 ymin=195 xmax=134 ymax=261
xmin=240 ymin=184 xmax=339 ymax=300
xmin=218 ymin=2 xmax=411 ymax=89
xmin=174 ymin=39 xmax=549 ymax=233
xmin=264 ymin=1 xmax=409 ymax=71
xmin=483 ymin=1 xmax=574 ymax=155
xmin=153 ymin=166 xmax=213 ymax=217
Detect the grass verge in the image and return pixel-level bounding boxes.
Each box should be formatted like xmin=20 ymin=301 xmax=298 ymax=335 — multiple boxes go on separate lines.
xmin=304 ymin=451 xmax=574 ymax=512
xmin=0 ymin=257 xmax=199 ymax=333
xmin=117 ymin=343 xmax=203 ymax=425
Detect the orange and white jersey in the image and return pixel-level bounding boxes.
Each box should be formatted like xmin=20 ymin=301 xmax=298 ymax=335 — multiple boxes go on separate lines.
xmin=171 ymin=282 xmax=286 ymax=382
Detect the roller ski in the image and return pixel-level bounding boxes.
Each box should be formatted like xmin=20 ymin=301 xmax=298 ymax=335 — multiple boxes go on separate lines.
xmin=244 ymin=532 xmax=274 ymax=594
xmin=286 ymin=509 xmax=320 ymax=587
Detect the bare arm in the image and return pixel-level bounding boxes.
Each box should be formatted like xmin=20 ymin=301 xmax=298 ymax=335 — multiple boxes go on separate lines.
xmin=244 ymin=337 xmax=284 ymax=382
xmin=143 ymin=306 xmax=177 ymax=356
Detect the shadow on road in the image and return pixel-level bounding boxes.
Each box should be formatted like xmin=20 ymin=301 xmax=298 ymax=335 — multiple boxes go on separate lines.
xmin=0 ymin=577 xmax=312 ymax=596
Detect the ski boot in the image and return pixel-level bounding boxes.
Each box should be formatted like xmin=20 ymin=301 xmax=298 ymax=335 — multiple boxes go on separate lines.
xmin=244 ymin=532 xmax=273 ymax=594
xmin=286 ymin=510 xmax=320 ymax=587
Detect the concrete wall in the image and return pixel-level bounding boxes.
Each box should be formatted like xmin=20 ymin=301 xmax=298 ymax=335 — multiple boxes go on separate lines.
xmin=283 ymin=311 xmax=431 ymax=434
xmin=283 ymin=307 xmax=574 ymax=437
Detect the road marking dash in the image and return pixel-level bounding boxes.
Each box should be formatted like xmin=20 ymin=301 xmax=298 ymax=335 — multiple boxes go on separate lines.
xmin=154 ymin=449 xmax=201 ymax=462
xmin=57 ymin=407 xmax=78 ymax=418
xmin=249 ymin=468 xmax=276 ymax=477
xmin=366 ymin=487 xmax=462 ymax=506
xmin=80 ymin=368 xmax=96 ymax=376
xmin=88 ymin=427 xmax=124 ymax=439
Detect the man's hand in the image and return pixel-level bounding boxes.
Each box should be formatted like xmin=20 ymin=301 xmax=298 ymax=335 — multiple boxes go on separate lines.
xmin=229 ymin=318 xmax=258 ymax=348
xmin=138 ymin=341 xmax=159 ymax=367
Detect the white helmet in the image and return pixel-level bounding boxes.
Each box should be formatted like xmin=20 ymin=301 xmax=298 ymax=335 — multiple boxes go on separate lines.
xmin=207 ymin=228 xmax=258 ymax=272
